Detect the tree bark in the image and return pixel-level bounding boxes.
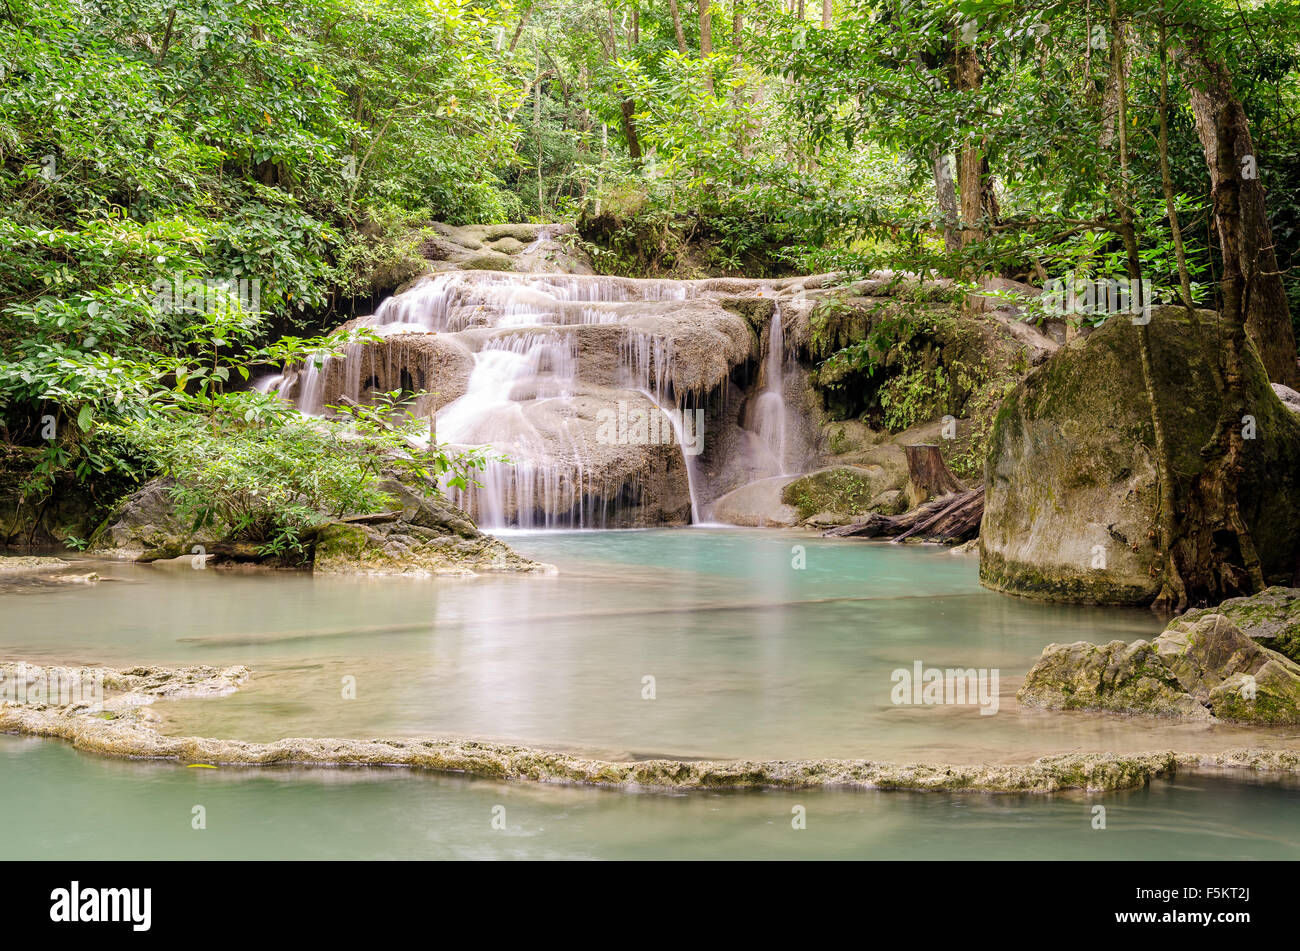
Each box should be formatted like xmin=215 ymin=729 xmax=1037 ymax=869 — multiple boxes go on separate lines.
xmin=821 ymin=0 xmax=831 ymax=29
xmin=733 ymin=0 xmax=747 ymax=155
xmin=668 ymin=0 xmax=688 ymax=54
xmin=1108 ymin=0 xmax=1185 ymax=611
xmin=699 ymin=0 xmax=714 ymax=94
xmin=954 ymin=34 xmax=998 ymax=248
xmin=903 ymin=444 xmax=965 ymax=508
xmin=619 ymin=99 xmax=643 ymax=161
xmin=1186 ymin=46 xmax=1299 ymax=388
xmin=606 ymin=11 xmax=643 ymax=162
xmin=931 ymin=148 xmax=960 ymax=252
xmin=1167 ymin=62 xmax=1267 ymax=607
xmin=825 ymin=488 xmax=983 ymax=544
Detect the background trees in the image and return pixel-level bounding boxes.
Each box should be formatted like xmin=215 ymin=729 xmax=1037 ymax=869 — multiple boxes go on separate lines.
xmin=1 ymin=0 xmax=1298 ymax=597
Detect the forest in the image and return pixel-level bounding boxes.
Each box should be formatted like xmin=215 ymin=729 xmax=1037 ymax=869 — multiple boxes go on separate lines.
xmin=2 ymin=0 xmax=1299 ymax=611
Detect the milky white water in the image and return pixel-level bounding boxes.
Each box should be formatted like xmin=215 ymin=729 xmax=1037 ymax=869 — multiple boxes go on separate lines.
xmin=3 ymin=734 xmax=1297 ymax=859
xmin=3 ymin=531 xmax=1295 ymax=764
xmin=4 ymin=530 xmax=1299 ymax=859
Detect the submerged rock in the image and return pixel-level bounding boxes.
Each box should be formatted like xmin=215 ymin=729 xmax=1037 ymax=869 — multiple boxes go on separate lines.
xmin=980 ymin=307 xmax=1300 ymax=605
xmin=0 ymin=556 xmax=72 ymax=573
xmin=1021 ymin=612 xmax=1300 ymax=724
xmin=0 ymin=556 xmax=99 ymax=585
xmin=9 ymin=657 xmax=1300 ymax=792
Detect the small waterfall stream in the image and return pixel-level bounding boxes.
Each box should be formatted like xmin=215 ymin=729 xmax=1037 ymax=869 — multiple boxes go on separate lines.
xmin=751 ymin=301 xmax=791 ymax=476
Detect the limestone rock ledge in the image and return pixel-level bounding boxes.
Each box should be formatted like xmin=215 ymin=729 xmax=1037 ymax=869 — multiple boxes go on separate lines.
xmin=1020 ymin=612 xmax=1300 ymax=724
xmin=4 ymin=660 xmax=1300 ymax=792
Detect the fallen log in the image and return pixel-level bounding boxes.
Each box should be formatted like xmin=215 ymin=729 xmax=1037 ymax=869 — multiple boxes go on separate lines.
xmin=892 ymin=487 xmax=984 ymax=543
xmin=824 ymin=488 xmax=984 ymax=544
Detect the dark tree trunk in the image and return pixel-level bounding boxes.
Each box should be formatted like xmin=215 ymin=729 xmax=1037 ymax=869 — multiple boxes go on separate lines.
xmin=904 ymin=444 xmax=965 ymax=508
xmin=1187 ymin=46 xmax=1299 ymax=388
xmin=619 ymin=99 xmax=642 ymax=161
xmin=954 ymin=35 xmax=999 ymax=247
xmin=1165 ymin=77 xmax=1267 ymax=607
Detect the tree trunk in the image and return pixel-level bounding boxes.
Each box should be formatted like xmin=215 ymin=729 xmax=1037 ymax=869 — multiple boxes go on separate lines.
xmin=508 ymin=8 xmax=530 ymax=52
xmin=1107 ymin=0 xmax=1185 ymax=611
xmin=699 ymin=0 xmax=714 ymax=94
xmin=606 ymin=12 xmax=643 ymax=162
xmin=931 ymin=148 xmax=960 ymax=252
xmin=954 ymin=35 xmax=998 ymax=248
xmin=733 ymin=0 xmax=747 ymax=155
xmin=903 ymin=444 xmax=965 ymax=508
xmin=1166 ymin=61 xmax=1267 ymax=607
xmin=1187 ymin=47 xmax=1299 ymax=388
xmin=668 ymin=0 xmax=688 ymax=54
xmin=620 ymin=99 xmax=642 ymax=161
xmin=821 ymin=0 xmax=831 ymax=28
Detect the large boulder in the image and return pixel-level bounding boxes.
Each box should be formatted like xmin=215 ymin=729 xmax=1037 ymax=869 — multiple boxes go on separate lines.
xmin=1021 ymin=613 xmax=1300 ymax=724
xmin=1169 ymin=587 xmax=1300 ymax=664
xmin=709 ymin=475 xmax=801 ymax=527
xmin=89 ymin=479 xmax=218 ymax=559
xmin=1017 ymin=638 xmax=1207 ymax=718
xmin=980 ymin=307 xmax=1300 ymax=604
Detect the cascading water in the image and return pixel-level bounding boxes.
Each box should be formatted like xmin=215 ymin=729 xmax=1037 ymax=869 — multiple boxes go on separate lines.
xmin=254 ymin=270 xmax=757 ymax=529
xmin=751 ymin=301 xmax=791 ymax=476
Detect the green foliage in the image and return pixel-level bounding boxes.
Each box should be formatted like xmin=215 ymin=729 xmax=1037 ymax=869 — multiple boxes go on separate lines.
xmin=111 ymin=388 xmax=487 ymax=557
xmin=879 ymin=356 xmax=949 ymax=433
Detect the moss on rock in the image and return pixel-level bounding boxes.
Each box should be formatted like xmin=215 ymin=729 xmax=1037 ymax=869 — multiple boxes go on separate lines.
xmin=1020 ymin=612 xmax=1300 ymax=724
xmin=981 ymin=308 xmax=1300 ymax=605
xmin=781 ymin=466 xmax=886 ymax=521
xmin=1172 ymin=587 xmax=1300 ymax=664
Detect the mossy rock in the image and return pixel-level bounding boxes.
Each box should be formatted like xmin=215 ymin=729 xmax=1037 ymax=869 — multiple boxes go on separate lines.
xmin=981 ymin=307 xmax=1300 ymax=605
xmin=1019 ymin=638 xmax=1205 ymax=718
xmin=781 ymin=466 xmax=891 ymax=521
xmin=458 ymin=253 xmax=515 ymax=272
xmin=1020 ymin=612 xmax=1300 ymax=724
xmin=1171 ymin=587 xmax=1300 ymax=664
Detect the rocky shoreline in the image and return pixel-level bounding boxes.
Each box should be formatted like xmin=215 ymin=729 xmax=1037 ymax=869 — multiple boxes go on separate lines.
xmin=1021 ymin=588 xmax=1300 ymax=724
xmin=3 ymin=658 xmax=1298 ymax=793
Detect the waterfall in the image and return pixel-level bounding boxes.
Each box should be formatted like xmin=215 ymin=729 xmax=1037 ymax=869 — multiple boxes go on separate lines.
xmin=251 ymin=269 xmax=798 ymax=529
xmin=752 ymin=301 xmax=791 ymax=476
